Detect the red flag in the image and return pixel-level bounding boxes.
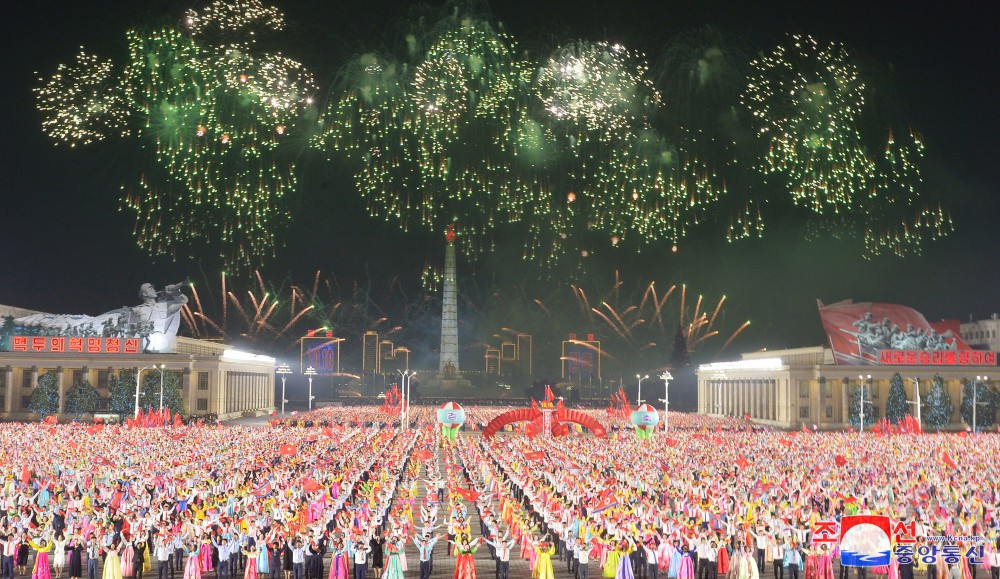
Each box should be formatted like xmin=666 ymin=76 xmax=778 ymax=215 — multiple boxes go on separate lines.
xmin=251 ymin=479 xmax=273 ymax=498
xmin=711 ymin=436 xmax=723 ymax=445
xmin=591 ymin=488 xmax=619 ymax=514
xmin=941 ymin=451 xmax=957 ymax=469
xmin=414 ymin=450 xmax=433 ymax=460
xmin=454 ymin=487 xmax=481 ymax=502
xmin=43 ymin=415 xmax=58 ymax=425
xmin=174 ymin=413 xmax=183 ymax=427
xmin=737 ymin=456 xmax=750 ymax=469
xmin=270 ymin=410 xmax=278 ymax=417
xmin=778 ymin=438 xmax=793 ymax=447
xmin=169 ymin=433 xmax=184 ymax=441
xmin=524 ymin=451 xmax=546 ymax=461
xmin=279 ymin=444 xmax=297 ymax=456
xmin=665 ymin=438 xmax=679 ymax=447
xmin=109 ymin=490 xmax=126 ymax=510
xmin=20 ymin=466 xmax=30 ymax=485
xmin=302 ymin=479 xmax=322 ymax=493
xmin=801 ymin=425 xmax=810 ymax=433
xmin=321 ymin=427 xmax=334 ymax=437
xmin=68 ymin=441 xmax=79 ymax=449
xmin=835 ymin=455 xmax=848 ymax=467
xmin=87 ymin=424 xmax=104 ymax=435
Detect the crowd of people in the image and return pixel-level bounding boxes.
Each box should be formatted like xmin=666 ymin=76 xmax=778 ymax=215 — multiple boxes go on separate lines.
xmin=1 ymin=406 xmax=999 ymax=579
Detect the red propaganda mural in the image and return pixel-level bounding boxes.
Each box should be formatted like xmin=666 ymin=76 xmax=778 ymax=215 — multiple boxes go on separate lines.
xmin=817 ymin=300 xmax=981 ymax=366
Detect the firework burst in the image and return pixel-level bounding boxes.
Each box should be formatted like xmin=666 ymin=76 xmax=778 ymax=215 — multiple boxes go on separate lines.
xmin=743 ymin=35 xmax=951 ymax=257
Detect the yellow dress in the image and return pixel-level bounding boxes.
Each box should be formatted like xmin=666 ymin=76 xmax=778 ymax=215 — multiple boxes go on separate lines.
xmin=103 ymin=548 xmax=123 ymax=579
xmin=534 ymin=545 xmax=556 ymax=579
xmin=603 ymin=545 xmax=620 ymax=578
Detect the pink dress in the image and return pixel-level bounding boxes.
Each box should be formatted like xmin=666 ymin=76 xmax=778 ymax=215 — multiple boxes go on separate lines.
xmin=122 ymin=545 xmax=135 ymax=577
xmin=199 ymin=543 xmax=214 ymax=573
xmin=183 ymin=551 xmax=201 ymax=579
xmin=679 ymin=554 xmax=695 ymax=579
xmin=244 ymin=555 xmax=258 ymax=579
xmin=327 ymin=551 xmax=347 ymax=579
xmin=32 ymin=551 xmax=52 ymax=579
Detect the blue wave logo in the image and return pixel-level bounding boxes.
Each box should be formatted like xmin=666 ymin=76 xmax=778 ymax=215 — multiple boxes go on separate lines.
xmin=841 ymin=550 xmax=891 ymax=567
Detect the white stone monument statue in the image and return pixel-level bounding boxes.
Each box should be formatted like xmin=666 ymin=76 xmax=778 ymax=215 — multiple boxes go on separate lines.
xmin=12 ymin=282 xmax=189 ymax=353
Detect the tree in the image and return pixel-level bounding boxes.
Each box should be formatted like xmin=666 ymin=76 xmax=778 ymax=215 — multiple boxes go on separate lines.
xmin=960 ymin=379 xmax=998 ymax=431
xmin=108 ymin=369 xmax=138 ymax=417
xmin=138 ymin=370 xmax=184 ymax=415
xmin=885 ymin=372 xmax=910 ymax=424
xmin=670 ymin=324 xmax=692 ymax=370
xmin=924 ymin=374 xmax=954 ymax=431
xmin=65 ymin=379 xmax=100 ymax=416
xmin=28 ymin=372 xmax=60 ymax=416
xmin=848 ymin=384 xmax=875 ymax=431
xmin=669 ymin=324 xmax=697 ymax=411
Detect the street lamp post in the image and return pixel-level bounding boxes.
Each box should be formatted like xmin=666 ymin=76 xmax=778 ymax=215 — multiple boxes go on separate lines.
xmin=157 ymin=364 xmax=166 ymax=411
xmin=659 ymin=371 xmax=673 ymax=432
xmin=304 ymin=366 xmax=317 ymax=411
xmin=858 ymin=374 xmax=871 ymax=433
xmin=397 ymin=369 xmax=412 ymax=429
xmin=406 ymin=372 xmax=413 ymax=426
xmin=907 ymin=378 xmax=922 ymax=431
xmin=713 ymin=371 xmax=727 ymax=416
xmin=636 ymin=374 xmax=649 ymax=406
xmin=276 ymin=364 xmax=292 ymax=416
xmin=135 ymin=365 xmax=155 ymax=419
xmin=974 ymin=376 xmax=990 ymax=434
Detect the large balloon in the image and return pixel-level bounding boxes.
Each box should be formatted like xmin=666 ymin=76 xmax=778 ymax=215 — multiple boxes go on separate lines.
xmin=631 ymin=403 xmax=660 ymax=441
xmin=437 ymin=401 xmax=466 ymax=442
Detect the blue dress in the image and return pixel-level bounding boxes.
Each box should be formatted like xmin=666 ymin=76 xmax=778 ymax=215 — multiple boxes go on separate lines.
xmin=668 ymin=550 xmax=682 ymax=578
xmin=617 ymin=552 xmax=635 ymax=579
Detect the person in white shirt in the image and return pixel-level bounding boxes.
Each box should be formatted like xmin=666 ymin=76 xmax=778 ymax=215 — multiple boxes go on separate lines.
xmin=0 ymin=534 xmax=17 ymax=579
xmin=769 ymin=535 xmax=784 ymax=579
xmin=348 ymin=539 xmax=370 ymax=579
xmin=643 ymin=539 xmax=660 ymax=579
xmin=483 ymin=532 xmax=514 ymax=579
xmin=577 ymin=538 xmax=591 ymax=579
xmin=153 ymin=537 xmax=172 ymax=579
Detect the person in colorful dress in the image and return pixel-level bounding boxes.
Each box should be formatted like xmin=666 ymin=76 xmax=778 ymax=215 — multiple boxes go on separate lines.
xmin=450 ymin=537 xmax=479 ymax=579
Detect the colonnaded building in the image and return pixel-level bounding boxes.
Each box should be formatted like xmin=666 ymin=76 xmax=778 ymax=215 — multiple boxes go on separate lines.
xmin=696 ymin=300 xmax=998 ymax=430
xmin=0 ymin=283 xmax=276 ymax=421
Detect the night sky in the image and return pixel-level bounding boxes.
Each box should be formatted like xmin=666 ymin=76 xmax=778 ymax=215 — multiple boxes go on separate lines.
xmin=1 ymin=0 xmax=997 ymax=359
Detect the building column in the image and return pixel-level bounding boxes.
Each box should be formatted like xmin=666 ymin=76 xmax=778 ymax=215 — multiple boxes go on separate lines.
xmin=753 ymin=381 xmax=760 ymax=418
xmin=56 ymin=366 xmax=65 ymax=415
xmin=31 ymin=366 xmax=39 ymax=389
xmin=772 ymin=380 xmax=778 ymax=420
xmin=182 ymin=368 xmax=193 ymax=416
xmin=3 ymin=366 xmax=12 ymax=414
xmin=841 ymin=378 xmax=850 ymax=426
xmin=763 ymin=380 xmax=770 ymax=421
xmin=775 ymin=379 xmax=786 ymax=425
